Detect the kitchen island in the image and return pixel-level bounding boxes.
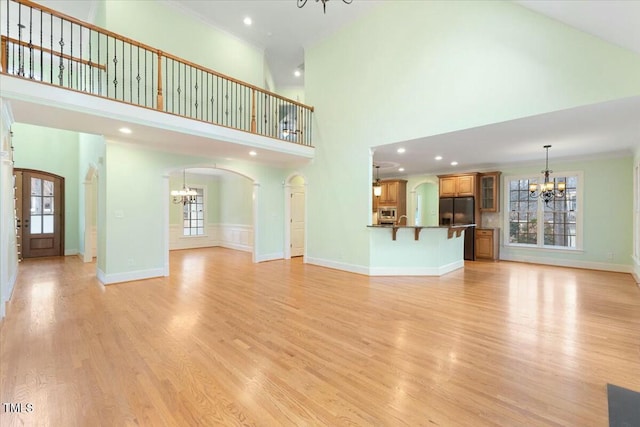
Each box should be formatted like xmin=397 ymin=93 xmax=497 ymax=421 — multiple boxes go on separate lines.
xmin=367 ymin=224 xmax=474 ymax=276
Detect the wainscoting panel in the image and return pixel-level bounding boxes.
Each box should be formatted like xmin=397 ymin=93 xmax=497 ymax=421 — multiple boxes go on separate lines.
xmin=169 ymin=224 xmax=253 ymax=252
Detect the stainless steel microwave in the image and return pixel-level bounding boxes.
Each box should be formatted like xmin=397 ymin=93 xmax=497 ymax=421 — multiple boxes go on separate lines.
xmin=378 ymin=207 xmax=397 ymax=220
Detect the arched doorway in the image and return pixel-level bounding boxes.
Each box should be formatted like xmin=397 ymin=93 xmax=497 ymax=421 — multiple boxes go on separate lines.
xmin=410 ymin=180 xmax=439 ymax=227
xmin=163 ymin=166 xmax=259 ymax=275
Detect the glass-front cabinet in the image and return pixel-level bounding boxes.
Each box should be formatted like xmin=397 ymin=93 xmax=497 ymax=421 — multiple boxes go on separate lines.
xmin=479 ymin=172 xmax=501 ymax=212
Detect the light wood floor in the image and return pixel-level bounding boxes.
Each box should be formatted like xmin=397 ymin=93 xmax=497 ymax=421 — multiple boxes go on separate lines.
xmin=1 ymin=248 xmax=639 ymax=426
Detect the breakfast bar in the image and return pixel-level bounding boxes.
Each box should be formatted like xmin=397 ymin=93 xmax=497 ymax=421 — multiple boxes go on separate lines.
xmin=367 ymin=224 xmax=474 ymax=276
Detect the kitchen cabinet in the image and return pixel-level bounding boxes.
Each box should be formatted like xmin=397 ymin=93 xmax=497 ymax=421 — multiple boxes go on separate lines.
xmin=476 ymin=228 xmax=499 ymax=260
xmin=373 ymin=179 xmax=407 ymax=222
xmin=438 ymin=173 xmax=477 ymax=198
xmin=479 ymin=172 xmax=500 ymax=212
xmin=379 ymin=180 xmax=402 ymax=205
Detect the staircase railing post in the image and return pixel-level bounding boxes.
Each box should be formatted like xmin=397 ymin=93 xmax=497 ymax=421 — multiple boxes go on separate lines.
xmin=1 ymin=36 xmax=7 ymax=73
xmin=156 ymin=50 xmax=163 ymax=111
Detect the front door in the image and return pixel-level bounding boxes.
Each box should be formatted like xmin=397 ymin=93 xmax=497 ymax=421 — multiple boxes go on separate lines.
xmin=17 ymin=169 xmax=65 ymax=258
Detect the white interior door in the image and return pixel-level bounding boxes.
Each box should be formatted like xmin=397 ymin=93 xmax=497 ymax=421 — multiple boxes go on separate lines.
xmin=290 ymin=188 xmax=305 ymax=257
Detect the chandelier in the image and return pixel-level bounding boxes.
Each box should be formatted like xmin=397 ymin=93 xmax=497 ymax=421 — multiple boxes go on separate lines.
xmin=529 ymin=145 xmax=565 ymax=206
xmin=171 ymin=170 xmax=198 ymax=205
xmin=297 ymin=0 xmax=353 ymax=14
xmin=373 ymin=165 xmax=382 ymax=197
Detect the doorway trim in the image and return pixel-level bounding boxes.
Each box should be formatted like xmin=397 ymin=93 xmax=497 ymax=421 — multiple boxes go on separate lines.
xmin=284 ymin=172 xmax=307 ymax=260
xmin=82 ymin=163 xmax=98 ymax=263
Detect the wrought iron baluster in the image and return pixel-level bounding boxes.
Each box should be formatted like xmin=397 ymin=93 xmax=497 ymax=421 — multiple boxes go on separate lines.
xmin=58 ymin=18 xmax=64 ymax=85
xmin=112 ymin=36 xmax=118 ymax=98
xmin=69 ymin=22 xmax=73 ymax=88
xmin=144 ymin=49 xmax=147 ymax=107
xmin=216 ymin=75 xmax=220 ymax=124
xmin=97 ymin=31 xmax=101 ymax=95
xmin=130 ymin=42 xmax=133 ymax=103
xmin=136 ymin=45 xmax=140 ymax=105
xmin=39 ymin=8 xmax=43 ymax=81
xmin=49 ymin=13 xmax=52 ymax=83
xmin=17 ymin=4 xmax=22 ymax=76
xmin=121 ymin=39 xmax=124 ymax=100
xmin=28 ymin=6 xmax=33 ymax=79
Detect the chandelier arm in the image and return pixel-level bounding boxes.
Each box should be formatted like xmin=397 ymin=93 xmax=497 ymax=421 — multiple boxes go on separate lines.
xmin=297 ymin=0 xmax=309 ymax=9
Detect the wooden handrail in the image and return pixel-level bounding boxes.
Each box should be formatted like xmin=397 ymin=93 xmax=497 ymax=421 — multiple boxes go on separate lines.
xmin=160 ymin=51 xmax=314 ymax=111
xmin=13 ymin=0 xmax=315 ymax=112
xmin=1 ymin=36 xmax=107 ymax=71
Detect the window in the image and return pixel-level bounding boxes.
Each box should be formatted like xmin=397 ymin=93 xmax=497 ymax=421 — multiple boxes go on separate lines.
xmin=507 ymin=173 xmax=581 ymax=249
xmin=183 ymin=188 xmax=204 ymax=236
xmin=30 ymin=177 xmax=55 ymax=234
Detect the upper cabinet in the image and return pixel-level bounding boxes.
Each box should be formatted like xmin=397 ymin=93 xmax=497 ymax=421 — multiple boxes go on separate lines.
xmin=479 ymin=172 xmax=501 ymax=212
xmin=374 ymin=179 xmax=407 ymax=217
xmin=438 ymin=173 xmax=477 ymax=198
xmin=379 ymin=180 xmax=401 ymax=205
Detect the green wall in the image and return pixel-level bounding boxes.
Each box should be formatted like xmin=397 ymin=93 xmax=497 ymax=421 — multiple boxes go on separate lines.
xmin=500 ymin=156 xmax=633 ymax=268
xmin=103 ymin=1 xmax=265 ymax=88
xmin=12 ymin=123 xmax=80 ymax=254
xmin=77 ymin=132 xmax=104 ymax=257
xmin=219 ymin=173 xmax=253 ymax=225
xmin=101 ymin=141 xmax=289 ymax=280
xmin=303 ymin=0 xmax=640 ymax=270
xmin=0 ymin=100 xmax=18 ymax=320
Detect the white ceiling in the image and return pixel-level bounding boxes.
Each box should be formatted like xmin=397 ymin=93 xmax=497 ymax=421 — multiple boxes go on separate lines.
xmin=373 ymin=96 xmax=640 ymax=178
xmin=164 ymin=0 xmax=381 ymax=88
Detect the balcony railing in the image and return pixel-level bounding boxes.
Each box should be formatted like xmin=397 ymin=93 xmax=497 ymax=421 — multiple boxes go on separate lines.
xmin=1 ymin=0 xmax=314 ymax=146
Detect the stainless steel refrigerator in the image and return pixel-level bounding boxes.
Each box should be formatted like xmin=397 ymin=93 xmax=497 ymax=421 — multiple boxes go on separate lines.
xmin=439 ymin=197 xmax=475 ymax=260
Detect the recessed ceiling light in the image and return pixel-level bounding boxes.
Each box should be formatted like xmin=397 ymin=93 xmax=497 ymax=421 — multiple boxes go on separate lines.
xmin=398 ymin=167 xmax=405 ymax=172
xmin=294 ymin=69 xmax=301 ymax=77
xmin=119 ymin=127 xmax=132 ymax=134
xmin=249 ymin=151 xmax=257 ymax=156
xmin=450 ymin=161 xmax=458 ymax=166
xmin=243 ymin=17 xmax=252 ymax=26
xmin=434 ymin=155 xmax=443 ymax=161
xmin=397 ymin=148 xmax=406 ymax=153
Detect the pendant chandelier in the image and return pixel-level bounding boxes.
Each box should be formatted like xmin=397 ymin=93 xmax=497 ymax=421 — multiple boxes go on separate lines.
xmin=373 ymin=165 xmax=382 ymax=197
xmin=171 ymin=170 xmax=198 ymax=205
xmin=297 ymin=0 xmax=353 ymax=14
xmin=529 ymin=145 xmax=566 ymax=206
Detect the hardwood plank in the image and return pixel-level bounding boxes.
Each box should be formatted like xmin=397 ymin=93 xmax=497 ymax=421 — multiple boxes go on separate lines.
xmin=1 ymin=249 xmax=639 ymax=425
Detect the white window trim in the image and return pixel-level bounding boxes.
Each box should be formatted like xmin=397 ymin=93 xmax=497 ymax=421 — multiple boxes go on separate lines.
xmin=182 ymin=186 xmax=207 ymax=238
xmin=503 ymin=171 xmax=584 ymax=251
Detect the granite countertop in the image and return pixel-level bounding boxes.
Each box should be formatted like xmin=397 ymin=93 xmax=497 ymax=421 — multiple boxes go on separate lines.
xmin=367 ymin=224 xmax=476 ymax=229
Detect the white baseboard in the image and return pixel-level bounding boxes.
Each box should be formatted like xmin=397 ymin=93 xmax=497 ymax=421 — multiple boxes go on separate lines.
xmin=255 ymin=252 xmax=284 ymax=263
xmin=304 ymin=256 xmax=369 ymax=275
xmin=500 ymin=254 xmax=633 ymax=274
xmin=64 ymin=249 xmax=78 ymax=256
xmin=369 ymin=260 xmax=464 ymax=276
xmin=97 ymin=267 xmax=164 ymax=285
xmin=220 ymin=242 xmax=252 ymax=253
